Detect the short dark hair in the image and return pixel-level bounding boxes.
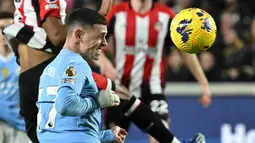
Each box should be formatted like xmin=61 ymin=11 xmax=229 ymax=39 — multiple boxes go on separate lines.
xmin=0 ymin=12 xmax=13 ymax=20
xmin=66 ymin=8 xmax=107 ymax=35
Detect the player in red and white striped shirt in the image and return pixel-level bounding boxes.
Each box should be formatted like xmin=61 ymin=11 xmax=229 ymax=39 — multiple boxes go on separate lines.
xmin=98 ymin=0 xmax=212 ymax=143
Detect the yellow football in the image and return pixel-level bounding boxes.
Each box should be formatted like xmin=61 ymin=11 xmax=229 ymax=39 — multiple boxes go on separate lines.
xmin=170 ymin=8 xmax=217 ymax=53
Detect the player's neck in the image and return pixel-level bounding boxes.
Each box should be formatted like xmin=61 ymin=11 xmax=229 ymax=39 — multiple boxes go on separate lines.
xmin=63 ymin=40 xmax=80 ymax=54
xmin=0 ymin=46 xmax=12 ymax=57
xmin=131 ymin=0 xmax=153 ymax=14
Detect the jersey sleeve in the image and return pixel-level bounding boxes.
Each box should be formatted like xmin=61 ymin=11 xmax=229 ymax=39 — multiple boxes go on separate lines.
xmin=58 ymin=63 xmax=86 ymax=92
xmin=92 ymin=72 xmax=116 ymax=91
xmin=55 ymin=86 xmax=98 ymax=116
xmin=39 ymin=0 xmax=61 ymax=22
xmin=99 ymin=129 xmax=115 ymax=142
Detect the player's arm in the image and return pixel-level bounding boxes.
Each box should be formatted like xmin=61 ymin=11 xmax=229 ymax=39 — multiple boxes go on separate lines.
xmin=55 ymin=64 xmax=99 ymax=116
xmin=99 ymin=129 xmax=115 ymax=142
xmin=180 ymin=52 xmax=212 ymax=107
xmin=180 ymin=53 xmax=208 ymax=85
xmin=55 ymin=85 xmax=98 ymax=116
xmin=39 ymin=0 xmax=66 ymax=47
xmin=42 ymin=17 xmax=66 ymax=47
xmin=98 ymin=0 xmax=113 ymax=17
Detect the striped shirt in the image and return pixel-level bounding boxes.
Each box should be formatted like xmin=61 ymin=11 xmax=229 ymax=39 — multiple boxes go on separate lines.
xmin=106 ymin=2 xmax=174 ymax=97
xmin=2 ymin=0 xmax=67 ymax=63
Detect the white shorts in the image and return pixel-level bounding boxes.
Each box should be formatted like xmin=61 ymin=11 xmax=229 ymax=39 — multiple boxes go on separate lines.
xmin=0 ymin=121 xmax=31 ymax=143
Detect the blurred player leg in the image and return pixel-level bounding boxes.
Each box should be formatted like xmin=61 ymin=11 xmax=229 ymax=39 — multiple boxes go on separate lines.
xmin=0 ymin=121 xmax=31 ymax=143
xmin=0 ymin=121 xmax=15 ymax=143
xmin=141 ymin=87 xmax=170 ymax=143
xmin=13 ymin=129 xmax=32 ymax=143
xmin=105 ymin=101 xmax=131 ymax=131
xmin=149 ymin=120 xmax=169 ymax=143
xmin=121 ymin=97 xmax=175 ymax=143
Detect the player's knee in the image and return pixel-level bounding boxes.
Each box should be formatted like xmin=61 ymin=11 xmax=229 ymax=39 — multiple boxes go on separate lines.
xmin=149 ymin=100 xmax=169 ymax=119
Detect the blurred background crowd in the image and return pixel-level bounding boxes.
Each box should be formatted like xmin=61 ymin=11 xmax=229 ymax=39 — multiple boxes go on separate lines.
xmin=1 ymin=0 xmax=255 ymax=82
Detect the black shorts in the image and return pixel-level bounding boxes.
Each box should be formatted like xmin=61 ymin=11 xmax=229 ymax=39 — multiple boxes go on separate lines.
xmin=19 ymin=57 xmax=55 ymax=143
xmin=104 ymin=85 xmax=169 ymax=131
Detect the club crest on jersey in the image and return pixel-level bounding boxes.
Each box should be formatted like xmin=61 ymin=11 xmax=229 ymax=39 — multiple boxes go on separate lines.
xmin=154 ymin=21 xmax=163 ymax=32
xmin=1 ymin=67 xmax=9 ymax=78
xmin=46 ymin=0 xmax=56 ymax=3
xmin=65 ymin=66 xmax=77 ymax=77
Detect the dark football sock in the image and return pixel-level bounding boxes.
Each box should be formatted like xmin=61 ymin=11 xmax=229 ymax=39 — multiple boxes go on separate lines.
xmin=121 ymin=96 xmax=175 ymax=143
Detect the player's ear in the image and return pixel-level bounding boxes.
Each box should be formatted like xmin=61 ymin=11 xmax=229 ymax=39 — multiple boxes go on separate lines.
xmin=74 ymin=29 xmax=84 ymax=44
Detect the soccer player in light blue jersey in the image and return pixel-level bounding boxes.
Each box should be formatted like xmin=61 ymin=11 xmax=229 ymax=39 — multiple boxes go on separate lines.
xmin=37 ymin=8 xmax=127 ymax=143
xmin=0 ymin=12 xmax=31 ymax=143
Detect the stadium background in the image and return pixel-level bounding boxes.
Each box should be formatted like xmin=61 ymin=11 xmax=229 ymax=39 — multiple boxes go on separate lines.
xmin=1 ymin=0 xmax=255 ymax=143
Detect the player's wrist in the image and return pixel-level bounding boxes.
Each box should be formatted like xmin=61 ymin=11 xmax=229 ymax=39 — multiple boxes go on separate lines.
xmin=108 ymin=129 xmax=116 ymax=141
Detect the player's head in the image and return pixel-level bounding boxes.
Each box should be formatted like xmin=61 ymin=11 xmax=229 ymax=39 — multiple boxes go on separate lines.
xmin=65 ymin=8 xmax=108 ymax=60
xmin=0 ymin=12 xmax=13 ymax=55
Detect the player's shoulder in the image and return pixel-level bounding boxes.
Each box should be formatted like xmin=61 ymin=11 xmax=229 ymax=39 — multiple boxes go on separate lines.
xmin=107 ymin=2 xmax=129 ymax=20
xmin=63 ymin=59 xmax=89 ymax=72
xmin=154 ymin=3 xmax=175 ymax=18
xmin=111 ymin=2 xmax=129 ymax=13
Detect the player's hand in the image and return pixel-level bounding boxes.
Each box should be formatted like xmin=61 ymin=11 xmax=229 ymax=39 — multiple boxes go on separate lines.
xmin=98 ymin=0 xmax=113 ymax=16
xmin=97 ymin=89 xmax=120 ymax=108
xmin=112 ymin=126 xmax=127 ymax=143
xmin=199 ymin=86 xmax=212 ymax=108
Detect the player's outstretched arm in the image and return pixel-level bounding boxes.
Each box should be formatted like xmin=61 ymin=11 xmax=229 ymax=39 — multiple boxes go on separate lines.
xmin=180 ymin=52 xmax=212 ymax=108
xmin=39 ymin=0 xmax=66 ymax=47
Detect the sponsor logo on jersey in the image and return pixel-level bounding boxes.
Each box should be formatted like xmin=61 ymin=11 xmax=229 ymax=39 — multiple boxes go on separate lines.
xmin=61 ymin=78 xmax=76 ymax=84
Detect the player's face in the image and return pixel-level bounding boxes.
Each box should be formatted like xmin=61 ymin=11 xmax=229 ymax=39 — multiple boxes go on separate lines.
xmin=81 ymin=24 xmax=107 ymax=60
xmin=0 ymin=18 xmax=12 ymax=49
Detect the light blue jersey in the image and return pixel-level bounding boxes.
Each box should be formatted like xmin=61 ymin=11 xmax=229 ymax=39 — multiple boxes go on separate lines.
xmin=37 ymin=49 xmax=114 ymax=143
xmin=0 ymin=53 xmax=26 ymax=131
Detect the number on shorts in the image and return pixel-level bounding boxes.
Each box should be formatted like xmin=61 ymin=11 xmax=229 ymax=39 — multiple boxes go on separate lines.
xmin=150 ymin=100 xmax=169 ymax=115
xmin=37 ymin=86 xmax=58 ymax=131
